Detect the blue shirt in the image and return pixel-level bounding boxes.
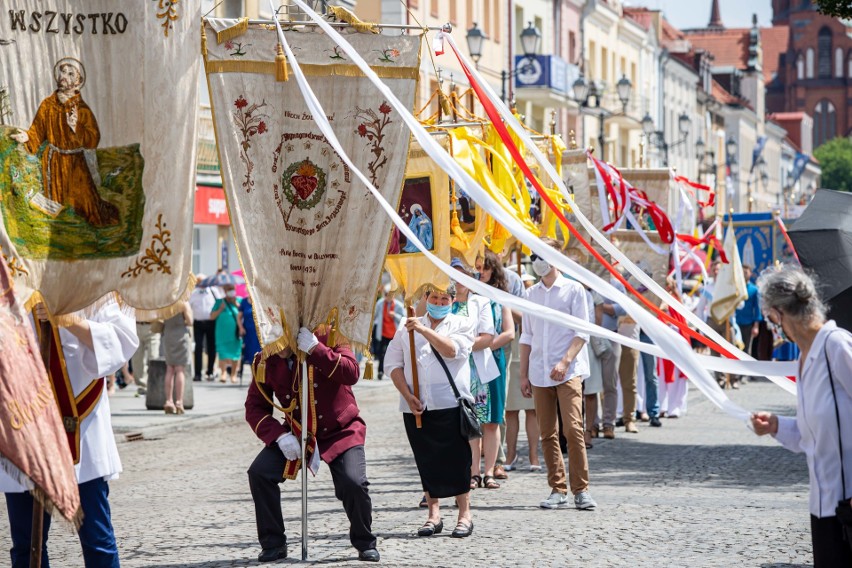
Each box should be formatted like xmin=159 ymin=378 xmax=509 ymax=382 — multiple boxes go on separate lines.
xmin=735 ymin=282 xmax=762 ymax=325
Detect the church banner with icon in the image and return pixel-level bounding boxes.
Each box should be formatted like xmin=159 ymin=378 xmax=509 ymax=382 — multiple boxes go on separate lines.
xmin=0 ymin=0 xmax=200 ymax=321
xmin=204 ymin=19 xmax=419 ymax=351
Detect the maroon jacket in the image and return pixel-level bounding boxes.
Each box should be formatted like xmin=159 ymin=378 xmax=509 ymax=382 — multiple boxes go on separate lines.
xmin=245 ymin=339 xmax=366 ymax=464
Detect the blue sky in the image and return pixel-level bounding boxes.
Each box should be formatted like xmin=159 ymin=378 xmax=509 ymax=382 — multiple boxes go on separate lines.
xmin=631 ymin=0 xmax=775 ymax=30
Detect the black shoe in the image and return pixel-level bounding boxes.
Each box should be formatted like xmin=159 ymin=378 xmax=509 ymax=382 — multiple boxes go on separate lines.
xmin=650 ymin=417 xmax=662 ymax=427
xmin=359 ymin=548 xmax=380 ymax=562
xmin=258 ymin=546 xmax=287 ymax=562
xmin=451 ymin=519 xmax=473 ymax=538
xmin=417 ymin=519 xmax=443 ymax=536
xmin=193 ymin=376 xmax=202 ymax=382
xmin=615 ymin=417 xmax=625 ymax=427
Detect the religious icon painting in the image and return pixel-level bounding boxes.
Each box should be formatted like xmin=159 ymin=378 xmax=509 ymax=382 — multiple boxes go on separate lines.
xmin=394 ymin=176 xmax=435 ymax=255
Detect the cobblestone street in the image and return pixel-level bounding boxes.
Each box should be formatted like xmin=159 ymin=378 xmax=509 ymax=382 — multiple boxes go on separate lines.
xmin=1 ymin=379 xmax=811 ymax=567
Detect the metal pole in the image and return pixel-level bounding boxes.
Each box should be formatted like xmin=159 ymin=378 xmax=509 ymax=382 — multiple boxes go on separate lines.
xmin=300 ymin=358 xmax=309 ymax=561
xmin=31 ymin=320 xmax=52 ymax=567
xmin=501 ymin=70 xmax=507 ymax=103
xmin=598 ymin=112 xmax=606 ymax=162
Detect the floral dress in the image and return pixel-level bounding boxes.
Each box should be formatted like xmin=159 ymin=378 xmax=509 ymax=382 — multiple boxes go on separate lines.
xmin=452 ymin=300 xmax=490 ymax=424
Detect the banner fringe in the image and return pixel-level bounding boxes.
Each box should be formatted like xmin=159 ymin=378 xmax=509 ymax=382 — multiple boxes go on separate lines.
xmin=215 ymin=17 xmax=249 ymax=44
xmin=327 ymin=6 xmax=379 ymax=34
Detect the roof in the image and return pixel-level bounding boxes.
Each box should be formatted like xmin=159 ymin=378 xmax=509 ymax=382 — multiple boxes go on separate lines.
xmin=768 ymin=111 xmax=806 ymax=121
xmin=623 ymin=7 xmax=654 ymax=31
xmin=761 ymin=25 xmax=789 ymax=84
xmin=685 ymin=25 xmax=790 ymax=84
xmin=711 ymin=78 xmax=751 ymax=108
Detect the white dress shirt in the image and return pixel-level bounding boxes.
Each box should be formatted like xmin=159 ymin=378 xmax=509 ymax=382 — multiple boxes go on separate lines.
xmin=0 ymin=301 xmax=139 ymax=491
xmin=384 ymin=313 xmax=475 ymax=412
xmin=458 ymin=294 xmax=500 ymax=384
xmin=520 ymin=274 xmax=590 ymax=387
xmin=189 ymin=287 xmax=217 ymax=321
xmin=773 ymin=321 xmax=852 ymax=518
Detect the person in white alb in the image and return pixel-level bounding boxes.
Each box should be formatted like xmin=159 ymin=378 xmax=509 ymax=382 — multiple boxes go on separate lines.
xmin=384 ymin=284 xmax=477 ymax=538
xmin=2 ymin=298 xmax=139 ymax=567
xmin=751 ymin=266 xmax=852 ymax=567
xmin=520 ymin=238 xmax=596 ymax=511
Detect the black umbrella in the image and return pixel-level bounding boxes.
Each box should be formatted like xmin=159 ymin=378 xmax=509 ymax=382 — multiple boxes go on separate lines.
xmin=788 ymin=188 xmax=852 ymax=331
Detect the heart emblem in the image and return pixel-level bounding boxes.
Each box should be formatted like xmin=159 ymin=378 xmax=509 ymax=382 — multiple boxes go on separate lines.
xmin=291 ymin=174 xmax=318 ymax=200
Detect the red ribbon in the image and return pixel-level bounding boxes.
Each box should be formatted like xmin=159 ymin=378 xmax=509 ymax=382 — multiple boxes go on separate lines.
xmin=676 ymin=233 xmax=728 ymax=264
xmin=675 ymin=175 xmax=715 ymax=208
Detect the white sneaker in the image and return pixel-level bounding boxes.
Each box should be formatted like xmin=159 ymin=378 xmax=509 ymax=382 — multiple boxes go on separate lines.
xmin=539 ymin=492 xmax=570 ymax=509
xmin=574 ymin=491 xmax=597 ymax=510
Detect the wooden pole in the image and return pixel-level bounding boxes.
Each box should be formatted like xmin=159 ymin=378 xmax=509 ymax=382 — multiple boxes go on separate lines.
xmin=724 ymin=318 xmax=732 ymax=390
xmin=300 ymin=359 xmax=309 ymax=561
xmin=407 ymin=306 xmax=422 ymax=428
xmin=31 ymin=319 xmax=51 ymax=567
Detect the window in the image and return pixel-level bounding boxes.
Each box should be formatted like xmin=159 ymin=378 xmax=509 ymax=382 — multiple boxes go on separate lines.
xmin=589 ymin=40 xmax=597 ymax=77
xmin=813 ymin=99 xmax=836 ymax=147
xmin=818 ymin=27 xmax=832 ymax=78
xmin=836 ymin=48 xmax=844 ymax=77
xmin=449 ymin=0 xmax=456 ymax=24
xmin=222 ymin=0 xmax=242 ymax=18
xmin=601 ymin=46 xmax=608 ymax=82
xmin=848 ymin=51 xmax=852 ymax=78
xmin=568 ymin=31 xmax=576 ymax=63
xmin=631 ymin=62 xmax=637 ymax=87
xmin=620 ymin=56 xmax=626 ymax=78
xmin=466 ymin=0 xmax=472 ymax=29
xmin=430 ymin=0 xmax=438 ymax=18
xmin=492 ymin=0 xmax=500 ymax=42
xmin=797 ymin=53 xmax=804 ymax=79
xmin=192 ymin=228 xmax=201 ymax=274
xmin=806 ymin=48 xmax=814 ymax=78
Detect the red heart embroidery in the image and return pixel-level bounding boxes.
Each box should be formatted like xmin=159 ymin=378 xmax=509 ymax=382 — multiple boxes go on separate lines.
xmin=291 ymin=175 xmax=318 ymax=200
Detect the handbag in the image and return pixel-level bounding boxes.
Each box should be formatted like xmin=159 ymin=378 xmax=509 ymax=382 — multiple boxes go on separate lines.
xmin=431 ymin=347 xmax=483 ymax=441
xmin=589 ymin=336 xmax=612 ymax=358
xmin=824 ymin=332 xmax=852 ymax=548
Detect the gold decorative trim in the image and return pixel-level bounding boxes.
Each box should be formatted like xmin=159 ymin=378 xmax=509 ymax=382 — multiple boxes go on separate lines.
xmin=327 ymin=6 xmax=379 ymax=34
xmin=1 ymin=253 xmax=28 ymax=278
xmin=121 ymin=213 xmax=172 ymax=279
xmin=153 ymin=0 xmax=180 ymax=37
xmin=215 ymin=17 xmax=249 ymax=44
xmin=205 ymin=60 xmax=419 ymax=80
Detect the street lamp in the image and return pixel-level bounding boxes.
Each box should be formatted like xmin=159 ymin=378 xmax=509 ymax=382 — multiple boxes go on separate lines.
xmin=571 ymin=75 xmax=634 ymax=161
xmin=519 ymin=21 xmax=541 ymax=59
xmin=465 ymin=22 xmax=486 ymax=65
xmin=726 ymin=137 xmax=738 ymax=163
xmin=641 ymin=112 xmax=691 ymax=166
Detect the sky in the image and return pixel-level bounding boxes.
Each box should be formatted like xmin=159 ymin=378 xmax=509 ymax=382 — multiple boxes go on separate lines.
xmin=631 ymin=0 xmax=775 ymax=30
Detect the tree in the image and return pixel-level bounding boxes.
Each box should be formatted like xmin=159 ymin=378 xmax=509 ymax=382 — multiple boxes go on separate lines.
xmin=815 ymin=0 xmax=852 ymax=19
xmin=813 ymin=137 xmax=852 ymax=192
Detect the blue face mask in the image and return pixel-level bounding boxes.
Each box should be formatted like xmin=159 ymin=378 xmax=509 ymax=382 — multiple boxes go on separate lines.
xmin=426 ymin=302 xmax=452 ymax=320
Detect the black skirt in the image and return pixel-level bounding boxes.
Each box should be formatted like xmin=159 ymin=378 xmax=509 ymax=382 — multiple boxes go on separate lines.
xmin=404 ymin=407 xmax=472 ymax=499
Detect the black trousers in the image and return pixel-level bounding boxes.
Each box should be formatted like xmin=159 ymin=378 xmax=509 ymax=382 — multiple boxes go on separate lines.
xmin=248 ymin=444 xmax=376 ymax=552
xmin=376 ymin=337 xmax=392 ymax=377
xmin=811 ymin=514 xmax=852 ymax=567
xmin=193 ymin=319 xmax=216 ymax=378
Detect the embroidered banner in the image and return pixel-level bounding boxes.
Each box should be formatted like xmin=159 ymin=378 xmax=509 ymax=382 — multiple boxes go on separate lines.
xmin=204 ymin=20 xmax=419 ymax=350
xmin=0 ymin=1 xmax=200 ymax=321
xmin=0 ymin=255 xmax=79 ymax=523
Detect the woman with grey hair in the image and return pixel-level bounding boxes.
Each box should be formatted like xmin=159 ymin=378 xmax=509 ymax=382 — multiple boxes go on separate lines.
xmin=750 ymin=266 xmax=852 ymax=566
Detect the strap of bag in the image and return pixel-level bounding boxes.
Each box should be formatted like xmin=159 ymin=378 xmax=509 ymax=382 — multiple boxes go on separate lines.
xmin=824 ymin=330 xmax=848 ymax=501
xmin=431 ymin=346 xmax=464 ymax=401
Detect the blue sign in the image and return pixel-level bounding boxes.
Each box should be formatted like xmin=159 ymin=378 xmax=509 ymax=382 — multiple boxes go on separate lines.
xmin=724 ymin=212 xmax=783 ymax=275
xmin=514 ymin=55 xmax=576 ymax=95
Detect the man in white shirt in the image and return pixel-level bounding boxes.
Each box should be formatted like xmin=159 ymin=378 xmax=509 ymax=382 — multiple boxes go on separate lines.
xmin=2 ymin=299 xmax=139 ymax=567
xmin=189 ymin=278 xmax=218 ymax=381
xmin=520 ymin=238 xmax=596 ymax=511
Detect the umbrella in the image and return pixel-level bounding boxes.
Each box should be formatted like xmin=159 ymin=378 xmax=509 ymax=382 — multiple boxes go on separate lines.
xmin=788 ymin=188 xmax=852 ymax=331
xmin=232 ymin=269 xmax=248 ymax=298
xmin=198 ymin=272 xmax=246 ymax=288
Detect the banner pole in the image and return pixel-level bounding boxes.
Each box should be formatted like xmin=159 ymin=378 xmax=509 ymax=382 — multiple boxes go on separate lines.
xmin=301 ymin=357 xmax=309 ymax=561
xmin=31 ymin=320 xmax=52 ymax=567
xmin=407 ymin=306 xmax=422 ymax=428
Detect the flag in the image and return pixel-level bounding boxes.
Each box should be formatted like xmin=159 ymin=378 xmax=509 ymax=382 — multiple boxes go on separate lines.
xmin=750 ymin=135 xmax=767 ymax=173
xmin=0 ymin=256 xmax=79 ymax=524
xmin=203 ymin=19 xmax=419 ymax=352
xmin=710 ymin=220 xmax=748 ymax=324
xmin=790 ymin=152 xmax=810 ymax=185
xmin=0 ymin=0 xmax=201 ymax=323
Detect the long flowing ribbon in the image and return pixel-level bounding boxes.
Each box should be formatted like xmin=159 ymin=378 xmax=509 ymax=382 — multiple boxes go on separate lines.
xmin=279 ymin=2 xmax=799 ymax=425
xmin=775 ymin=215 xmax=800 ymax=263
xmin=440 ymin=33 xmax=796 ymax=395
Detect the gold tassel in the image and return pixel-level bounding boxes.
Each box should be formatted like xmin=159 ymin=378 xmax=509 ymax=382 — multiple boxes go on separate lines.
xmin=215 ymin=17 xmax=249 ymax=44
xmin=363 ymin=357 xmax=374 ymax=380
xmin=450 ymin=210 xmax=470 ymax=248
xmin=201 ymin=24 xmax=208 ymax=57
xmin=327 ymin=6 xmax=379 ymax=34
xmin=275 ymin=43 xmax=289 ymax=82
xmin=439 ymin=91 xmax=452 ymax=116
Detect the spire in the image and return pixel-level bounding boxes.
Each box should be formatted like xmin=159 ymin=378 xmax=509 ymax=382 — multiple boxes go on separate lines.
xmin=708 ymin=0 xmax=724 ymax=29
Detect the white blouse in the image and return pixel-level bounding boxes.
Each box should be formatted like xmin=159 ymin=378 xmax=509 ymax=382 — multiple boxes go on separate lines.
xmin=384 ymin=313 xmax=475 ymax=412
xmin=774 ymin=321 xmax=852 ymax=518
xmin=0 ymin=301 xmax=138 ymax=492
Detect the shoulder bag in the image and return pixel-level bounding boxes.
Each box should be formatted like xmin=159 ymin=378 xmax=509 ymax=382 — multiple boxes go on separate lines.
xmin=431 ymin=346 xmax=482 ymax=441
xmin=824 ymin=331 xmax=852 ymax=549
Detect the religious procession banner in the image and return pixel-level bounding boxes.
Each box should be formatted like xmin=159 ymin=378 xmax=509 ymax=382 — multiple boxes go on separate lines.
xmin=0 ymin=256 xmax=79 ymax=524
xmin=0 ymin=1 xmax=200 ymax=321
xmin=385 ymin=138 xmax=451 ymax=302
xmin=203 ymin=19 xmax=419 ymax=350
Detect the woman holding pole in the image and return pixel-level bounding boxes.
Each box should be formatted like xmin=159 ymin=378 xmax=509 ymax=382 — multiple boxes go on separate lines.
xmin=384 ymin=284 xmax=477 ymax=538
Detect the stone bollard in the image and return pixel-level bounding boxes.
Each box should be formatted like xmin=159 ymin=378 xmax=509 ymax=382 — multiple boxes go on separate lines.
xmin=145 ymin=359 xmax=195 ymax=410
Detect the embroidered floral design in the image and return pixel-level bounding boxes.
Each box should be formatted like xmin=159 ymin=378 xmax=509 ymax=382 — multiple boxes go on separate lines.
xmin=153 ymin=0 xmax=180 ymax=37
xmin=232 ymin=96 xmax=269 ymax=192
xmin=224 ymin=40 xmax=251 ymax=57
xmin=374 ymin=48 xmax=400 ymax=63
xmin=1 ymin=253 xmax=27 ymax=278
xmin=122 ymin=214 xmax=172 ymax=278
xmin=353 ymin=101 xmax=393 ymax=188
xmin=325 ymin=47 xmax=346 ymax=61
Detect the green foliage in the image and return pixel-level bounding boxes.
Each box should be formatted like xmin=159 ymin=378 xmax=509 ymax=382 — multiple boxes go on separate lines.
xmin=813 ymin=137 xmax=852 ymax=193
xmin=815 ymin=0 xmax=852 ymax=19
xmin=0 ymin=126 xmax=146 ymax=259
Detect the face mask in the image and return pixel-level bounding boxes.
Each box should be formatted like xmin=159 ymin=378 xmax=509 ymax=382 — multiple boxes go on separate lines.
xmin=532 ymin=258 xmax=552 ymax=277
xmin=767 ymin=316 xmax=788 ymax=343
xmin=426 ymin=302 xmax=452 ymax=320
xmin=226 ymin=290 xmax=236 ymax=299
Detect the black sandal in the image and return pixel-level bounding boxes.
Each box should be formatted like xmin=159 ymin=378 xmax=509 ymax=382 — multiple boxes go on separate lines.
xmin=483 ymin=475 xmax=500 ymax=489
xmin=451 ymin=519 xmax=474 ymax=538
xmin=417 ymin=519 xmax=443 ymax=537
xmin=469 ymin=475 xmax=482 ymax=490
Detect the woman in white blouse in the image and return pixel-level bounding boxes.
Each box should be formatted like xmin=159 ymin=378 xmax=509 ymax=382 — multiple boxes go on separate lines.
xmin=751 ymin=266 xmax=852 ymax=567
xmin=384 ymin=284 xmax=477 ymax=539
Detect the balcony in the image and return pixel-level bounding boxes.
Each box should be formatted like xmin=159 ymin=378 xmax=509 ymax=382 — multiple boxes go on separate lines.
xmin=514 ymin=54 xmax=579 ymax=105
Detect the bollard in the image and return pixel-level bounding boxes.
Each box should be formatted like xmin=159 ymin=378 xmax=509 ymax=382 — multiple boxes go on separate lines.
xmin=145 ymin=359 xmax=195 ymax=410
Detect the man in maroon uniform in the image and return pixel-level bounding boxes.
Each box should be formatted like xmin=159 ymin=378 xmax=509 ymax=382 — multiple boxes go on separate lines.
xmin=245 ymin=327 xmax=379 ymax=563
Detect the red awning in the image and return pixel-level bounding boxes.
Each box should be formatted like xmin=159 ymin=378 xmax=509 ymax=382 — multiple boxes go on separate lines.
xmin=194 ymin=186 xmax=230 ymax=225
